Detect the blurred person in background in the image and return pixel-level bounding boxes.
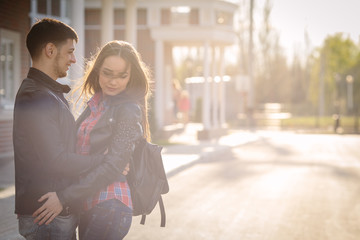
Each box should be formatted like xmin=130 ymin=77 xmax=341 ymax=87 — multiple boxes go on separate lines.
xmin=178 ymin=90 xmax=190 ymax=124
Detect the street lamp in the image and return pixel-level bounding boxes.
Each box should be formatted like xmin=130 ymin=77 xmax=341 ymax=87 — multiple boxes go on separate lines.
xmin=346 ymin=75 xmax=354 ymax=111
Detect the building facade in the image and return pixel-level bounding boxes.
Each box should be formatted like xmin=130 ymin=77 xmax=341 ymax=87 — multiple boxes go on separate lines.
xmin=0 ymin=0 xmax=31 ymax=159
xmin=0 ymin=0 xmax=238 ymax=159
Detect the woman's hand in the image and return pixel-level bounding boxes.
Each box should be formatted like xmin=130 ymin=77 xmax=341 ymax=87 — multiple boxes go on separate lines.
xmin=104 ymin=148 xmax=129 ymax=175
xmin=32 ymin=192 xmax=63 ymax=225
xmin=123 ymin=163 xmax=130 ymax=175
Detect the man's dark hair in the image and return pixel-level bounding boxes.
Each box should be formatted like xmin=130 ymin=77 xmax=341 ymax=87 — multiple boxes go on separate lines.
xmin=26 ymin=18 xmax=78 ymax=60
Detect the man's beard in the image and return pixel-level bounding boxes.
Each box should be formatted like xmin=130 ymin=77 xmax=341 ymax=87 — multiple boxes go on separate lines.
xmin=54 ymin=55 xmax=68 ymax=78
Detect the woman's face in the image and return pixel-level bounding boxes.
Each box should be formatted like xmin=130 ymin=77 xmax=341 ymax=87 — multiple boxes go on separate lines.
xmin=99 ymin=55 xmax=131 ymax=97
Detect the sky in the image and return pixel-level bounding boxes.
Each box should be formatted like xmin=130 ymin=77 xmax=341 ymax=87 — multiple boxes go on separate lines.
xmin=262 ymin=0 xmax=360 ymax=57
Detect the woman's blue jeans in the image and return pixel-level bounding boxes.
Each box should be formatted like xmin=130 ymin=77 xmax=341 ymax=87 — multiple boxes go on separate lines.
xmin=79 ymin=199 xmax=132 ymax=240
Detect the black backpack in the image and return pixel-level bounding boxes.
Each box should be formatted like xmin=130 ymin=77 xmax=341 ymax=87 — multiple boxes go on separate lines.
xmin=127 ymin=138 xmax=169 ymax=227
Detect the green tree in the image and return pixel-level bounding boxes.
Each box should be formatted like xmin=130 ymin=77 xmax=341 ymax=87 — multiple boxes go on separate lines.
xmin=308 ymin=33 xmax=359 ymax=115
xmin=346 ymin=52 xmax=360 ymax=132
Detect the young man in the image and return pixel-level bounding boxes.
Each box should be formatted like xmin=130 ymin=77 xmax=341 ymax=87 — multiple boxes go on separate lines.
xmin=14 ymin=18 xmax=131 ymax=240
xmin=13 ymin=18 xmax=105 ymax=239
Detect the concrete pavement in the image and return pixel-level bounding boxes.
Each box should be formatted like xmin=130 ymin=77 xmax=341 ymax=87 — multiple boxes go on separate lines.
xmin=0 ymin=123 xmax=259 ymax=239
xmin=163 ymin=123 xmax=259 ymax=177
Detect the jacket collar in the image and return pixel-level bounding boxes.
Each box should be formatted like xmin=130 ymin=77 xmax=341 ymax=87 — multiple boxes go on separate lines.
xmin=88 ymin=92 xmax=108 ymax=113
xmin=27 ymin=67 xmax=71 ymax=94
xmin=103 ymin=91 xmax=135 ymax=106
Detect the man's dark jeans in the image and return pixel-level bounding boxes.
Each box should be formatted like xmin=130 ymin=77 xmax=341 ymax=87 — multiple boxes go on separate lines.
xmin=18 ymin=214 xmax=78 ymax=240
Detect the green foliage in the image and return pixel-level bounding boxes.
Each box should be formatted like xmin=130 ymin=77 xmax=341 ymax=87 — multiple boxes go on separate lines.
xmin=348 ymin=56 xmax=360 ymax=115
xmin=308 ymin=34 xmax=359 ymax=115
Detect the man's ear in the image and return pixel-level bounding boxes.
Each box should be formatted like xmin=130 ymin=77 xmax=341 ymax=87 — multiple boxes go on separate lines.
xmin=44 ymin=43 xmax=57 ymax=58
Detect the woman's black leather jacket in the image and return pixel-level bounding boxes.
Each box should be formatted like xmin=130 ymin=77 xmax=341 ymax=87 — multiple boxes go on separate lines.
xmin=57 ymin=93 xmax=144 ymax=210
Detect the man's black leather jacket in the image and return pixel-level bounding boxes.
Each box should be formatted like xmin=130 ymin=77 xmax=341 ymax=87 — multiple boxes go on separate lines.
xmin=13 ymin=68 xmax=104 ymax=215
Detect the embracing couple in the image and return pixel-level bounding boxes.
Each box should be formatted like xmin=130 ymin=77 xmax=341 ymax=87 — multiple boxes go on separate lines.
xmin=13 ymin=18 xmax=151 ymax=240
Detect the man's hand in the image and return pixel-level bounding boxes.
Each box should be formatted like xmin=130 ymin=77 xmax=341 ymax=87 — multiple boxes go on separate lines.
xmin=32 ymin=192 xmax=63 ymax=225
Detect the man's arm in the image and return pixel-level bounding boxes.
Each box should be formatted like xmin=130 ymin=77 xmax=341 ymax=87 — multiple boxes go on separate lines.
xmin=21 ymin=91 xmax=104 ymax=176
xmin=33 ymin=103 xmax=143 ymax=224
xmin=33 ymin=161 xmax=130 ymax=225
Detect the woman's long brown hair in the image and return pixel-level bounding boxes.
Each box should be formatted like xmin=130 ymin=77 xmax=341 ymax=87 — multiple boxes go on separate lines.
xmin=79 ymin=40 xmax=152 ymax=140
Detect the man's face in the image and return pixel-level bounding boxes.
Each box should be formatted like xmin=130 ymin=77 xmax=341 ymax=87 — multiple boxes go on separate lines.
xmin=53 ymin=39 xmax=76 ymax=78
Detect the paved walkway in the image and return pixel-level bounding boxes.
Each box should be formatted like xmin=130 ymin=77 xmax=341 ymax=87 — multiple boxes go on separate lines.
xmin=0 ymin=123 xmax=259 ymax=240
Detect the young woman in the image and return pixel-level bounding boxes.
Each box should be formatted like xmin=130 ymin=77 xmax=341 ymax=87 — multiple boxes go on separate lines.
xmin=33 ymin=40 xmax=152 ymax=240
xmin=75 ymin=40 xmax=151 ymax=239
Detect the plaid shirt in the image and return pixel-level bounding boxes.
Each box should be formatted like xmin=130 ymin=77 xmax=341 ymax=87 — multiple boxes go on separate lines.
xmin=76 ymin=93 xmax=132 ymax=210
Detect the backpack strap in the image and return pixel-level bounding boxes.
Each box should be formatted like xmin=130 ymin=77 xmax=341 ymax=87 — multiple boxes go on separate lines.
xmin=159 ymin=196 xmax=166 ymax=227
xmin=140 ymin=214 xmax=146 ymax=225
xmin=140 ymin=196 xmax=166 ymax=227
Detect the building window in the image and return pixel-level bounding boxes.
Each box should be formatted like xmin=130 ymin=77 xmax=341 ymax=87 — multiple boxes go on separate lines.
xmin=114 ymin=9 xmax=125 ymax=25
xmin=30 ymin=0 xmax=70 ymax=24
xmin=137 ymin=8 xmax=147 ymax=25
xmin=37 ymin=0 xmax=61 ymax=17
xmin=161 ymin=9 xmax=170 ymax=25
xmin=37 ymin=0 xmax=47 ymax=14
xmin=51 ymin=0 xmax=61 ymax=16
xmin=0 ymin=29 xmax=20 ymax=109
xmin=189 ymin=9 xmax=199 ymax=25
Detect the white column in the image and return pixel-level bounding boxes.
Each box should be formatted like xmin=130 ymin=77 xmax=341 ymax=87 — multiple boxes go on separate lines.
xmin=29 ymin=0 xmax=37 ymax=25
xmin=165 ymin=64 xmax=173 ymax=114
xmin=70 ymin=0 xmax=85 ymax=80
xmin=155 ymin=40 xmax=164 ymax=129
xmin=125 ymin=0 xmax=137 ymax=48
xmin=219 ymin=47 xmax=226 ymax=126
xmin=211 ymin=46 xmax=219 ymax=128
xmin=60 ymin=0 xmax=66 ymax=18
xmin=101 ymin=0 xmax=114 ymax=46
xmin=202 ymin=41 xmax=211 ymax=130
